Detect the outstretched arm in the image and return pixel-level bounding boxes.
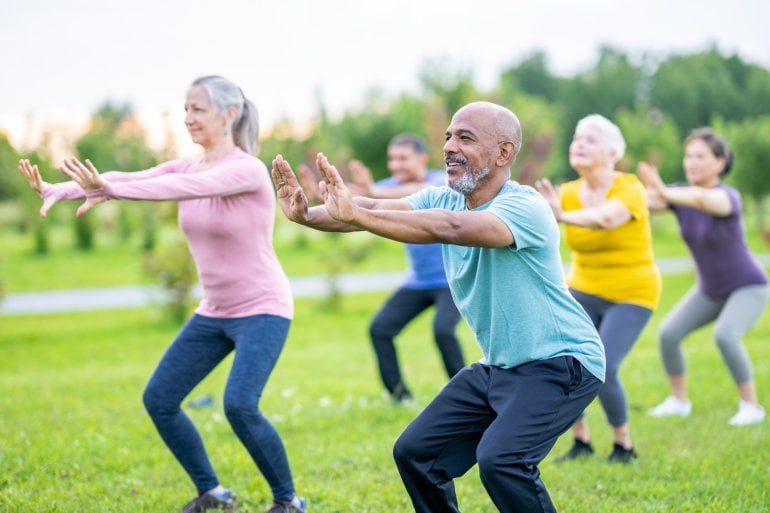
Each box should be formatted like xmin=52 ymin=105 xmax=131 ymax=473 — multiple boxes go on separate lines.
xmin=271 ymin=154 xmax=410 ymax=233
xmin=637 ymin=161 xmax=732 ymax=216
xmin=347 ymin=160 xmax=429 ymax=199
xmin=535 ymin=177 xmax=632 ymax=229
xmin=317 ymin=153 xmax=513 ymax=247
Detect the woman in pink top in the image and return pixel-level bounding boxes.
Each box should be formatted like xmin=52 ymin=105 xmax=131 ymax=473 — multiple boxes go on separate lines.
xmin=19 ymin=76 xmax=306 ymax=513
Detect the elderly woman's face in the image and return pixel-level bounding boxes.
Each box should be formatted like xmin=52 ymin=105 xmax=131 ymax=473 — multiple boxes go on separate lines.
xmin=569 ymin=124 xmax=609 ymax=172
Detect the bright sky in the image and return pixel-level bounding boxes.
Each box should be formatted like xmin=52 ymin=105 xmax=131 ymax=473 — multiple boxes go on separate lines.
xmin=1 ymin=0 xmax=768 ymax=155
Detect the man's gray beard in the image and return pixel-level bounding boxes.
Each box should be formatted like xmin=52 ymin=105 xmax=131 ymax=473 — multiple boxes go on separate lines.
xmin=447 ymin=165 xmax=491 ymax=194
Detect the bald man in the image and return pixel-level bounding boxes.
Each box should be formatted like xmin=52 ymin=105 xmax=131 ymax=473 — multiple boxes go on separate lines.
xmin=271 ymin=102 xmax=605 ymax=513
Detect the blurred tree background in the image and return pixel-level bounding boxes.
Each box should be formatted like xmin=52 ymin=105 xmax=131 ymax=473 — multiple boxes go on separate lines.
xmin=2 ymin=45 xmax=770 ymax=311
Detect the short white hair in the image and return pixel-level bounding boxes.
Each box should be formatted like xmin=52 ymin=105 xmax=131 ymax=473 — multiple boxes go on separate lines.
xmin=575 ymin=114 xmax=625 ymax=164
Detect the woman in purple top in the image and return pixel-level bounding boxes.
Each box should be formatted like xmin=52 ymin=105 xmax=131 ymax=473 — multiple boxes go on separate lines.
xmin=639 ymin=128 xmax=768 ymax=426
xmin=19 ymin=76 xmax=306 ymax=513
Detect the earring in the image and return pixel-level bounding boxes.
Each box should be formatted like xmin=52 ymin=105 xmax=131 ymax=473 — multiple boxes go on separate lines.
xmin=223 ymin=127 xmax=230 ymax=136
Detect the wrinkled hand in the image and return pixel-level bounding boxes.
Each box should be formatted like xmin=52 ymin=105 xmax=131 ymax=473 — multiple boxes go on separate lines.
xmin=271 ymin=155 xmax=310 ymax=223
xmin=534 ymin=178 xmax=563 ymax=221
xmin=317 ymin=153 xmax=358 ymax=224
xmin=347 ymin=159 xmax=374 ymax=197
xmin=297 ymin=163 xmax=323 ymax=205
xmin=18 ymin=159 xmax=59 ymax=217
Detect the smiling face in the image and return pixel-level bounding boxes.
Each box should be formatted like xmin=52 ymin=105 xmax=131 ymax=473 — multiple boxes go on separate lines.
xmin=387 ymin=143 xmax=427 ymax=183
xmin=569 ymin=123 xmax=610 ymax=174
xmin=184 ymin=85 xmax=228 ymax=149
xmin=443 ymin=108 xmax=496 ymax=195
xmin=683 ymin=138 xmax=725 ymax=187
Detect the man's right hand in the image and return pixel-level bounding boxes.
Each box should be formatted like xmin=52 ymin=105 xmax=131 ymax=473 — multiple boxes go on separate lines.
xmin=271 ymin=155 xmax=311 ymax=224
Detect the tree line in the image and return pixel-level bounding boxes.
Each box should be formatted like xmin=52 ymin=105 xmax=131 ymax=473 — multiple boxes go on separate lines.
xmin=3 ymin=44 xmax=770 ymax=250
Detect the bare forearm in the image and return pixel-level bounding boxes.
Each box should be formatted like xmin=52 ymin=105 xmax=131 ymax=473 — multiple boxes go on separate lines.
xmin=661 ymin=186 xmax=731 ymax=215
xmin=350 ymin=208 xmax=459 ymax=244
xmin=300 ymin=197 xmax=381 ymax=232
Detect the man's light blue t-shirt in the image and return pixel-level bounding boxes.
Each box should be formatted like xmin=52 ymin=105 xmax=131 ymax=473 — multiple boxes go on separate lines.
xmin=405 ymin=181 xmax=606 ymax=381
xmin=377 ymin=170 xmax=448 ymax=289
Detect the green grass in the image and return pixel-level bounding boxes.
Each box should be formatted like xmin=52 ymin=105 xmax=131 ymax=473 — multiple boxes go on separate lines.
xmin=1 ymin=274 xmax=769 ymax=512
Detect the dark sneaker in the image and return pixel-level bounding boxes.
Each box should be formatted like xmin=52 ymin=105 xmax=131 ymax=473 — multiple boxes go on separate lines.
xmin=267 ymin=497 xmax=307 ymax=513
xmin=555 ymin=439 xmax=594 ymax=462
xmin=608 ymin=443 xmax=638 ymax=463
xmin=390 ymin=383 xmax=413 ymax=404
xmin=180 ymin=489 xmax=236 ymax=513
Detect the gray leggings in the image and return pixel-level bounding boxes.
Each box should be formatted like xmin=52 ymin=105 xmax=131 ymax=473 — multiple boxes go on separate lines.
xmin=570 ymin=289 xmax=653 ymax=427
xmin=659 ymin=284 xmax=769 ymax=384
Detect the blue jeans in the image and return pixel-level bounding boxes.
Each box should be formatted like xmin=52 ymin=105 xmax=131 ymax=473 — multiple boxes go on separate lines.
xmin=143 ymin=313 xmax=295 ymax=500
xmin=393 ymin=358 xmax=601 ymax=513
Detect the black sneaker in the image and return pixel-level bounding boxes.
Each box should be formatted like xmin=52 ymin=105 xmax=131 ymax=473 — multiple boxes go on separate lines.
xmin=180 ymin=489 xmax=236 ymax=513
xmin=555 ymin=439 xmax=594 ymax=462
xmin=608 ymin=443 xmax=638 ymax=463
xmin=390 ymin=383 xmax=414 ymax=404
xmin=267 ymin=497 xmax=307 ymax=513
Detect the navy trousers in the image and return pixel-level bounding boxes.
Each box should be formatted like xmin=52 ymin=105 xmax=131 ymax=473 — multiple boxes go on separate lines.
xmin=393 ymin=357 xmax=601 ymax=513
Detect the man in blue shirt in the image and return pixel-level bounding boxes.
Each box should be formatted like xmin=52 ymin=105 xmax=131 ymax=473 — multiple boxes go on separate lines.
xmin=271 ymin=101 xmax=605 ymax=513
xmin=347 ymin=134 xmax=466 ymax=403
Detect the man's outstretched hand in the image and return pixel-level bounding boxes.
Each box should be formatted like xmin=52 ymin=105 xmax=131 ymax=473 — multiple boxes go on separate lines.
xmin=317 ymin=153 xmax=359 ymax=224
xmin=271 ymin=154 xmax=311 ymax=224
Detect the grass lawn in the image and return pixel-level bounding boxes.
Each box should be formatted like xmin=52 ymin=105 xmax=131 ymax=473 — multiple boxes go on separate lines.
xmin=1 ymin=273 xmax=769 ymax=512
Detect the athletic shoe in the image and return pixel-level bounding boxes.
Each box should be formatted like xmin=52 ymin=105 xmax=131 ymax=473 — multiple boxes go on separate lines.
xmin=555 ymin=439 xmax=594 ymax=462
xmin=729 ymin=400 xmax=765 ymax=426
xmin=648 ymin=396 xmax=692 ymax=417
xmin=180 ymin=489 xmax=236 ymax=513
xmin=391 ymin=383 xmax=414 ymax=404
xmin=266 ymin=497 xmax=307 ymax=513
xmin=608 ymin=443 xmax=638 ymax=464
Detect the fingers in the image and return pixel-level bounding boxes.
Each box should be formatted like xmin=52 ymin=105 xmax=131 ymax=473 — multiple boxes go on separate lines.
xmin=316 ymin=152 xmax=342 ymax=188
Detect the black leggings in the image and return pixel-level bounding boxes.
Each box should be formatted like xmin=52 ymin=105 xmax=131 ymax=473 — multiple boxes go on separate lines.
xmin=369 ymin=287 xmax=465 ymax=395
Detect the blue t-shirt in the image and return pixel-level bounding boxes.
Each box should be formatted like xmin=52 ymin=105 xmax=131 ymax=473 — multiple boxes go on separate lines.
xmin=377 ymin=170 xmax=448 ymax=289
xmin=405 ymin=181 xmax=605 ymax=381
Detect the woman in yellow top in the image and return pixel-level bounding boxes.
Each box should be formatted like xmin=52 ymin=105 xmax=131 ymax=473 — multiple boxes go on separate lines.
xmin=536 ymin=114 xmax=661 ymax=463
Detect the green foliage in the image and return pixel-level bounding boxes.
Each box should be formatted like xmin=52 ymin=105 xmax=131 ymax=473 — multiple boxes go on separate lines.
xmin=73 ymin=101 xmax=160 ymax=251
xmin=718 ymin=115 xmax=770 ymax=229
xmin=0 ymin=133 xmax=22 ymax=200
xmin=616 ymin=105 xmax=682 ymax=181
xmin=650 ymin=48 xmax=770 ymax=133
xmin=500 ymin=50 xmax=559 ymax=102
xmin=142 ymin=232 xmax=197 ymax=323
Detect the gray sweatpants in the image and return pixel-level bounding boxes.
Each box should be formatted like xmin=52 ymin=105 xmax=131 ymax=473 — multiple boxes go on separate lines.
xmin=659 ymin=284 xmax=769 ymax=384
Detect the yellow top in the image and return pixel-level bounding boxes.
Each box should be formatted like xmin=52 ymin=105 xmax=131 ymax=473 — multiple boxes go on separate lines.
xmin=561 ymin=172 xmax=661 ymax=310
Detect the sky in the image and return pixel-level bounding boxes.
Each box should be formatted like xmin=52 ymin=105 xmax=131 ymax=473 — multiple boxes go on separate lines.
xmin=1 ymin=0 xmax=769 ymax=155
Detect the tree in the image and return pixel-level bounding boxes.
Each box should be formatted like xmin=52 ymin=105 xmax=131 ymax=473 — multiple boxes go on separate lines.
xmin=616 ymin=105 xmax=682 ymax=182
xmin=717 ymin=115 xmax=770 ymax=231
xmin=73 ymin=101 xmax=159 ymax=250
xmin=650 ymin=48 xmax=770 ymax=133
xmin=499 ymin=50 xmax=558 ymax=102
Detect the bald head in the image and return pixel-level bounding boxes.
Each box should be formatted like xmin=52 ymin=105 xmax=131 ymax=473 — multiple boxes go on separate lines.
xmin=453 ymin=102 xmax=523 ymax=163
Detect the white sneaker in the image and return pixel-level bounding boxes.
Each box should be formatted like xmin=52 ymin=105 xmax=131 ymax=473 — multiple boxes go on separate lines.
xmin=648 ymin=396 xmax=692 ymax=417
xmin=729 ymin=400 xmax=765 ymax=426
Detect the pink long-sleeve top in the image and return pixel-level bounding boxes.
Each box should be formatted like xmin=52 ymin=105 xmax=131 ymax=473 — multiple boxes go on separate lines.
xmin=45 ymin=148 xmax=293 ymax=319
